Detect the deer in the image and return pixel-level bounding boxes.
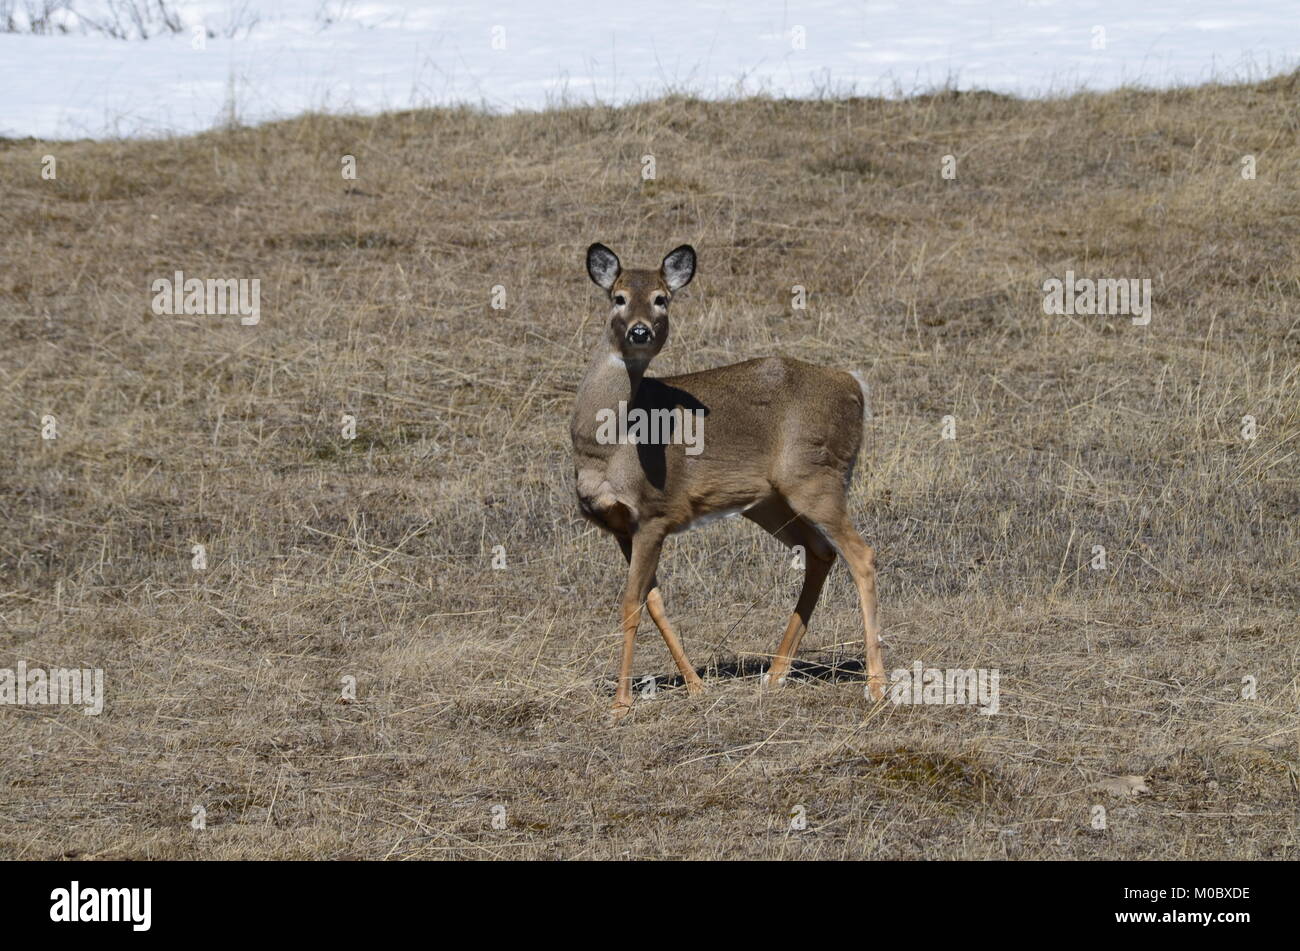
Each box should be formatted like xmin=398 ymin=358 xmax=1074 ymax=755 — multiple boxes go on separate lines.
xmin=571 ymin=243 xmax=884 ymax=720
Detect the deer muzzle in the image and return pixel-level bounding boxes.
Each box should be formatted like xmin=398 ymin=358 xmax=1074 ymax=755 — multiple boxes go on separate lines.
xmin=626 ymin=324 xmax=653 ymax=346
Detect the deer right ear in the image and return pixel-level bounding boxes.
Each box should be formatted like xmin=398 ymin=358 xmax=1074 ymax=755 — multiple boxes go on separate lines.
xmin=660 ymin=244 xmax=696 ymax=291
xmin=587 ymin=243 xmax=621 ymax=291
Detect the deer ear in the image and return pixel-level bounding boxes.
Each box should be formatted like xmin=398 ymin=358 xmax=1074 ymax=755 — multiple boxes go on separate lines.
xmin=661 ymin=244 xmax=696 ymax=291
xmin=587 ymin=243 xmax=621 ymax=291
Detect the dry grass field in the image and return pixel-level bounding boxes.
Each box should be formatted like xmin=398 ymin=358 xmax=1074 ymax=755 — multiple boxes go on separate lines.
xmin=2 ymin=74 xmax=1298 ymax=860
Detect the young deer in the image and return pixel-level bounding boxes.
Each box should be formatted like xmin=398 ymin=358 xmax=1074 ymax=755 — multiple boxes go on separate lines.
xmin=571 ymin=243 xmax=884 ymax=719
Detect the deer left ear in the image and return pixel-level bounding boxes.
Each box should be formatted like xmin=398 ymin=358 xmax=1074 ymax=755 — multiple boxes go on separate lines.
xmin=661 ymin=245 xmax=696 ymax=291
xmin=587 ymin=243 xmax=621 ymax=291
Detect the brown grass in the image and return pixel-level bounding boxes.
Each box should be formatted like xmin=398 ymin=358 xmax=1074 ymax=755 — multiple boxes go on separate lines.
xmin=1 ymin=75 xmax=1298 ymax=859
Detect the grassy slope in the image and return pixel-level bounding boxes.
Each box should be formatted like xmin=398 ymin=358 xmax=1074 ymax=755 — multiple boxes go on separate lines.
xmin=1 ymin=76 xmax=1298 ymax=859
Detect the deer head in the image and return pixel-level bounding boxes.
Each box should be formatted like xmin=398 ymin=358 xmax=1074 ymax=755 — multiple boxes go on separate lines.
xmin=586 ymin=243 xmax=696 ymax=367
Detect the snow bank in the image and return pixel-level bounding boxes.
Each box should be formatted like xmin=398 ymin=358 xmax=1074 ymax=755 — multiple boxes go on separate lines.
xmin=2 ymin=0 xmax=1297 ymax=140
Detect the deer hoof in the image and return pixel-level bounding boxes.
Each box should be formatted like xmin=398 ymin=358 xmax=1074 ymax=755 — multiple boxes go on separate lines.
xmin=761 ymin=672 xmax=787 ymax=688
xmin=610 ymin=701 xmax=632 ymax=722
xmin=685 ymin=680 xmax=706 ymax=697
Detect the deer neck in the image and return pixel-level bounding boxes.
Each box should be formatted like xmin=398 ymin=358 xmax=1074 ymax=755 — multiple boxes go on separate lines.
xmin=571 ymin=340 xmax=649 ymax=454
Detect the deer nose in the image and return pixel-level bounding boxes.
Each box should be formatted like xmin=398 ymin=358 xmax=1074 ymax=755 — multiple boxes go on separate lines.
xmin=626 ymin=324 xmax=653 ymax=345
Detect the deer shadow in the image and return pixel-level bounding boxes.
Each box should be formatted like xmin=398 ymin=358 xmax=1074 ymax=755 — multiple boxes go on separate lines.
xmin=607 ymin=655 xmax=867 ymax=696
xmin=632 ymin=380 xmax=710 ymax=491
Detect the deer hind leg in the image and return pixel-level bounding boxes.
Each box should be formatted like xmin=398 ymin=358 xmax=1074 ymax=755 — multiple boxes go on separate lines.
xmin=616 ymin=535 xmax=704 ymax=696
xmin=779 ymin=479 xmax=886 ymax=701
xmin=742 ymin=496 xmax=837 ymax=686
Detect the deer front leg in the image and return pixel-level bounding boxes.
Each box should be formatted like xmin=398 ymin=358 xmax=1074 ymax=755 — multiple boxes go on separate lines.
xmin=616 ymin=537 xmax=704 ymax=696
xmin=612 ymin=527 xmax=666 ymax=720
xmin=645 ymin=587 xmax=705 ymax=695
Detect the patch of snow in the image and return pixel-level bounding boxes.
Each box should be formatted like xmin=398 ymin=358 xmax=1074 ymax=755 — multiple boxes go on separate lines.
xmin=1 ymin=0 xmax=1297 ymax=139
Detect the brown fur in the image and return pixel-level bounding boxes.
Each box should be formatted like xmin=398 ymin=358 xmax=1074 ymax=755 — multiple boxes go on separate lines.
xmin=572 ymin=244 xmax=885 ymax=718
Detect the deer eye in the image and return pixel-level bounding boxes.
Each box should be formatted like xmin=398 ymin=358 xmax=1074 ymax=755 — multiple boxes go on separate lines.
xmin=612 ymin=293 xmax=627 ymax=306
xmin=653 ymin=295 xmax=667 ymax=308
